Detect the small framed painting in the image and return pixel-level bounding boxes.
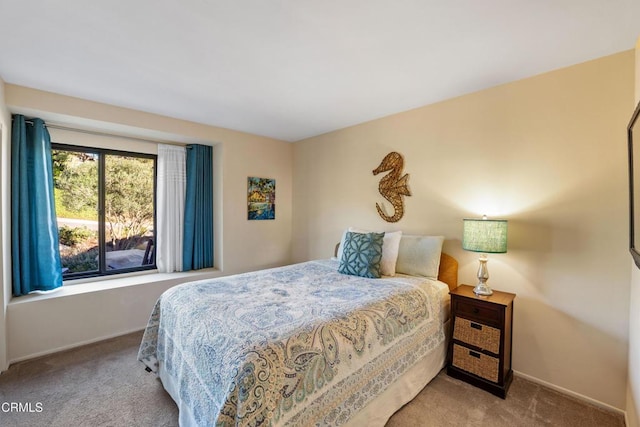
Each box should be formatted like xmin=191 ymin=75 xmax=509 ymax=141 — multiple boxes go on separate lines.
xmin=248 ymin=177 xmax=275 ymax=220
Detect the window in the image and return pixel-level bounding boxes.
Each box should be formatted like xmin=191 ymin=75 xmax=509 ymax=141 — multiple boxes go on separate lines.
xmin=52 ymin=144 xmax=157 ymax=279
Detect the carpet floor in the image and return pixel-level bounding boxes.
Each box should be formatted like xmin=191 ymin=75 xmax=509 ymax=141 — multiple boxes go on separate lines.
xmin=0 ymin=331 xmax=625 ymax=427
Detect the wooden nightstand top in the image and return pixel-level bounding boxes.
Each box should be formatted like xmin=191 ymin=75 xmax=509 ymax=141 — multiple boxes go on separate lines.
xmin=450 ymin=285 xmax=516 ymax=307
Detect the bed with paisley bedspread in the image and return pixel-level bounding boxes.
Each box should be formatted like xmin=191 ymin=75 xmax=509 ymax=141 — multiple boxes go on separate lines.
xmin=138 ymin=256 xmax=457 ymax=426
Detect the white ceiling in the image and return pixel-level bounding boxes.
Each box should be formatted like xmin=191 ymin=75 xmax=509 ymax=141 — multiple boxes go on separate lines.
xmin=0 ymin=1 xmax=639 ymax=142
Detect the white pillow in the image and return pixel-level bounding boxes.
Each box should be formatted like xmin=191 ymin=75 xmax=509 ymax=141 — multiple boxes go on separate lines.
xmin=337 ymin=229 xmax=349 ymax=260
xmin=337 ymin=228 xmax=402 ymax=276
xmin=395 ymin=235 xmax=444 ymax=279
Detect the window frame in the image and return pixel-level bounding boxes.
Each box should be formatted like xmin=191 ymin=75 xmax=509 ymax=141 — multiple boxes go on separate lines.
xmin=52 ymin=143 xmax=158 ymax=279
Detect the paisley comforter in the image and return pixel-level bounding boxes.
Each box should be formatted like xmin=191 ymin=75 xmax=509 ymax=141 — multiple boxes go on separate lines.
xmin=138 ymin=259 xmax=444 ymax=426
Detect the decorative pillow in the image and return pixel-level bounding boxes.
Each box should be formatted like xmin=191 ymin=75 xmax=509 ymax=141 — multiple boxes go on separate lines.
xmin=348 ymin=228 xmax=402 ymax=276
xmin=338 ymin=231 xmax=385 ymax=278
xmin=395 ymin=235 xmax=445 ymax=279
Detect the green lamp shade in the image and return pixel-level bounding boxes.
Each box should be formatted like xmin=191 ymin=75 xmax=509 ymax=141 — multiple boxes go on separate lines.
xmin=462 ymin=218 xmax=508 ymax=253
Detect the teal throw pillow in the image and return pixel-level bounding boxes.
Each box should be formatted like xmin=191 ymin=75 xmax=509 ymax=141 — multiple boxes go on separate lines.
xmin=338 ymin=231 xmax=385 ymax=278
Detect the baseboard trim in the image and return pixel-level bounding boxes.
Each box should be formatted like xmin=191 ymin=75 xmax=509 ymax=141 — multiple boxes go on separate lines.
xmin=7 ymin=328 xmax=145 ymax=367
xmin=514 ymin=370 xmax=626 ymax=417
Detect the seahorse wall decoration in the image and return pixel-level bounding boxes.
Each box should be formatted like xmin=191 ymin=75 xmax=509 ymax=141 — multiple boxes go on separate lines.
xmin=372 ymin=151 xmax=411 ymax=223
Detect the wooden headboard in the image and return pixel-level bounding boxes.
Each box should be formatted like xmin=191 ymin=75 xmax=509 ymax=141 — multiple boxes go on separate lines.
xmin=333 ymin=243 xmax=458 ymax=290
xmin=438 ymin=253 xmax=458 ymax=291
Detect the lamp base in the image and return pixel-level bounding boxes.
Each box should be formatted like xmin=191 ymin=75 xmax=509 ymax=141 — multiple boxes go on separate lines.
xmin=473 ymin=282 xmax=493 ymax=296
xmin=473 ymin=255 xmax=493 ymax=296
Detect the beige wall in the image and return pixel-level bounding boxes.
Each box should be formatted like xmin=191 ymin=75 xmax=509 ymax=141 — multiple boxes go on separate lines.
xmin=626 ymin=37 xmax=640 ymax=427
xmin=293 ymin=51 xmax=634 ymax=409
xmin=1 ymin=84 xmax=293 ymax=363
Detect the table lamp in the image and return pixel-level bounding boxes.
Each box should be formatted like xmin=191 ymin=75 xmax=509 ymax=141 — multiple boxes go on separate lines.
xmin=462 ymin=216 xmax=508 ymax=296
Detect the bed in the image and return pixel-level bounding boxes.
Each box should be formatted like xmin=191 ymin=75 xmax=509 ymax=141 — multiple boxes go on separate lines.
xmin=138 ymin=235 xmax=458 ymax=427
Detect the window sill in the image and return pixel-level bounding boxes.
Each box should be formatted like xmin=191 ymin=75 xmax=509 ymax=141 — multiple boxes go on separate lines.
xmin=8 ymin=268 xmax=221 ymax=305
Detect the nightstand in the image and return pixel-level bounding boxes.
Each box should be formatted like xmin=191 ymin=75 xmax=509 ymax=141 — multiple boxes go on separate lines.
xmin=447 ymin=284 xmax=516 ymax=398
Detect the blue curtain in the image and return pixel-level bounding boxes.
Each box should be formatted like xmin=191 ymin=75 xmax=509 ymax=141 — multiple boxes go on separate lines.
xmin=183 ymin=144 xmax=213 ymax=270
xmin=11 ymin=115 xmax=63 ymax=296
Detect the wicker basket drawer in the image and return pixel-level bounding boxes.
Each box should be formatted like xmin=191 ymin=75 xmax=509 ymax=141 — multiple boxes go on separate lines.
xmin=452 ymin=343 xmax=499 ymax=383
xmin=453 ymin=317 xmax=501 ymax=354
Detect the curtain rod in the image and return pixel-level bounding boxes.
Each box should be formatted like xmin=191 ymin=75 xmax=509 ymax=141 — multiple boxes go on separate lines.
xmin=18 ymin=118 xmax=186 ymax=147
